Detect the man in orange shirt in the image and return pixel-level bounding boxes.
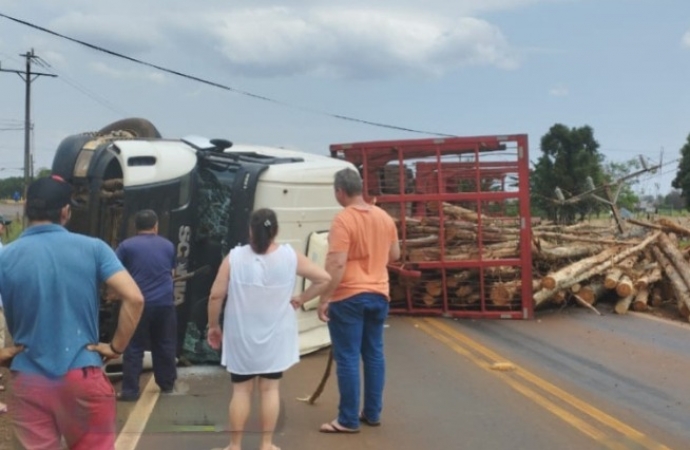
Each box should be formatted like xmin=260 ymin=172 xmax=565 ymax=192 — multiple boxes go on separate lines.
xmin=318 ymin=168 xmax=400 ymax=434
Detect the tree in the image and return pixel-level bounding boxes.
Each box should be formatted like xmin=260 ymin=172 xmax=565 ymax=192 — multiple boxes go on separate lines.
xmin=602 ymin=159 xmax=641 ymax=212
xmin=672 ymin=134 xmax=690 ymax=209
xmin=664 ymin=189 xmax=685 ymax=210
xmin=531 ymin=124 xmax=605 ymax=222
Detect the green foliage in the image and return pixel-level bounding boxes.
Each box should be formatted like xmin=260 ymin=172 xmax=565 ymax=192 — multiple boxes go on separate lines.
xmin=0 ymin=167 xmax=51 ymax=200
xmin=531 ymin=124 xmax=605 ymax=222
xmin=664 ymin=189 xmax=685 ymax=210
xmin=672 ymin=134 xmax=690 ymax=209
xmin=0 ymin=177 xmax=25 ymax=200
xmin=602 ymin=159 xmax=640 ymax=211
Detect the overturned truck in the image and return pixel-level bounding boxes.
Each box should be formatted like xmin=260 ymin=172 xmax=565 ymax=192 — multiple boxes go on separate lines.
xmin=51 ymin=118 xmax=354 ymax=365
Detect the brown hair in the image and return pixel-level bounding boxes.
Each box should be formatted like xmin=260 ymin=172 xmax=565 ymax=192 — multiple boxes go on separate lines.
xmin=250 ymin=208 xmax=278 ymax=254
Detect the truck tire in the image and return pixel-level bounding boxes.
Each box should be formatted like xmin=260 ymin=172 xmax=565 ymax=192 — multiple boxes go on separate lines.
xmin=97 ymin=118 xmax=162 ymax=138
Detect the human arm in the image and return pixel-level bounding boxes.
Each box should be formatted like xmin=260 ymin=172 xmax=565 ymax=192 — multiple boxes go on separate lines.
xmin=88 ymin=270 xmax=144 ymax=360
xmin=0 ymin=345 xmax=24 ymax=367
xmin=389 ymin=239 xmax=401 ymax=263
xmin=290 ymin=253 xmax=331 ymax=309
xmin=207 ymin=256 xmax=230 ymax=350
xmin=388 ymin=218 xmax=401 ymax=262
xmin=317 ymin=251 xmax=347 ymax=322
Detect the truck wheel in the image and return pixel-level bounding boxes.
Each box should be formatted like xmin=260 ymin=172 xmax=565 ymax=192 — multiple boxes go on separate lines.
xmin=97 ymin=118 xmax=162 ymax=138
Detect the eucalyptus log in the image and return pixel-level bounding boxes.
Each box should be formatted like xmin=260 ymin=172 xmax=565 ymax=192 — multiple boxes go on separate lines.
xmin=491 ymin=279 xmax=540 ymax=306
xmin=534 ymin=244 xmax=603 ymax=262
xmin=578 ymin=281 xmax=606 ymax=305
xmin=572 ymin=294 xmax=602 ymax=315
xmin=454 ymin=285 xmax=474 ymax=298
xmin=540 ymin=246 xmax=620 ymax=291
xmin=533 ymin=231 xmax=635 ymax=246
xmin=604 ymin=268 xmax=624 ymax=290
xmin=405 ymin=235 xmax=439 ymax=248
xmin=534 ymin=231 xmax=661 ymax=306
xmin=425 ymin=281 xmax=443 ymax=297
xmin=551 ymin=290 xmax=567 ymax=305
xmin=490 ymin=281 xmax=519 ymax=306
xmin=421 ymin=295 xmax=440 ymax=307
xmin=658 ymin=218 xmax=690 ymax=238
xmin=656 ymin=233 xmax=690 ymax=291
xmin=631 ymin=287 xmax=650 ymax=312
xmin=634 ymin=267 xmax=662 ymax=290
xmin=650 ymin=245 xmax=690 ymax=321
xmin=615 ymin=275 xmax=634 ymax=298
xmin=614 ymin=293 xmax=636 ymax=315
xmin=604 ymin=256 xmax=637 ymax=289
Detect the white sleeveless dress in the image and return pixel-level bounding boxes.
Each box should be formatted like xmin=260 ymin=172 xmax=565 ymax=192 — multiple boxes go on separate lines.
xmin=221 ymin=244 xmax=299 ymax=374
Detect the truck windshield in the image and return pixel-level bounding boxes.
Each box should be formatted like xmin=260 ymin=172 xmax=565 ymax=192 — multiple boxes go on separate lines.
xmin=196 ymin=166 xmax=236 ymax=254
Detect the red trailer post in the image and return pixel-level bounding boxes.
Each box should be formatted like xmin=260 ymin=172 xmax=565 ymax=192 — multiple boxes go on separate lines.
xmin=330 ymin=134 xmax=533 ymax=319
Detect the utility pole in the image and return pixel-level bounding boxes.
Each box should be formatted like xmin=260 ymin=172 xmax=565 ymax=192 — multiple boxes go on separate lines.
xmin=0 ymin=48 xmax=57 ymax=209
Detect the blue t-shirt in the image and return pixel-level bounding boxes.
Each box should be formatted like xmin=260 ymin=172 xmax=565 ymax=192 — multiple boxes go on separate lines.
xmin=0 ymin=224 xmax=124 ymax=378
xmin=116 ymin=234 xmax=175 ymax=307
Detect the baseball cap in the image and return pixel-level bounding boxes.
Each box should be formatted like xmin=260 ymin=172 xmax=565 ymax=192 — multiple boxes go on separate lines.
xmin=26 ymin=175 xmax=73 ymax=210
xmin=0 ymin=215 xmax=11 ymax=225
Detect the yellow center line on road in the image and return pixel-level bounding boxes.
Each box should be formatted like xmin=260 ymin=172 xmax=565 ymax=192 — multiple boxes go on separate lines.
xmin=414 ymin=318 xmax=672 ymax=450
xmin=413 ymin=320 xmax=617 ymax=447
xmin=115 ymin=374 xmax=160 ymax=450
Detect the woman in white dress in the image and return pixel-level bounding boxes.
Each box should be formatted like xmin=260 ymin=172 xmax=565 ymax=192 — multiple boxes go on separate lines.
xmin=207 ymin=208 xmax=331 ymax=450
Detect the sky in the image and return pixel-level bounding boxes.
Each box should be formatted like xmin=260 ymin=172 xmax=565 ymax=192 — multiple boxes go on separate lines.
xmin=0 ymin=0 xmax=688 ymax=197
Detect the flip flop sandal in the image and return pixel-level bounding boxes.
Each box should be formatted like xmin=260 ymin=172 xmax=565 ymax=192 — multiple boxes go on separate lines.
xmin=319 ymin=420 xmax=360 ymax=434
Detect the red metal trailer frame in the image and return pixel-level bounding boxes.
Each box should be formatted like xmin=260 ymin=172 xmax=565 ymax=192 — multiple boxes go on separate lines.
xmin=330 ymin=134 xmax=533 ymax=319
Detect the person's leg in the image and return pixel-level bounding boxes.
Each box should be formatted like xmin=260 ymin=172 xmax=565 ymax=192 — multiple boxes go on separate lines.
xmin=361 ymin=294 xmax=389 ymax=425
xmin=9 ymin=373 xmax=61 ymax=450
xmin=228 ymin=375 xmax=255 ymax=450
xmin=258 ymin=375 xmax=282 ymax=450
xmin=150 ymin=305 xmax=178 ymax=392
xmin=58 ymin=367 xmax=117 ymax=450
xmin=121 ymin=308 xmax=150 ymax=399
xmin=326 ymin=297 xmax=364 ymax=430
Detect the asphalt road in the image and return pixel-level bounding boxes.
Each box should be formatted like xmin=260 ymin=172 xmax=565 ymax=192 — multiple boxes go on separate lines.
xmin=112 ymin=305 xmax=690 ymax=450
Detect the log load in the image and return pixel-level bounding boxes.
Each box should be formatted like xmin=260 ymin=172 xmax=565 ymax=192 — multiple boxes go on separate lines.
xmin=533 ymin=231 xmax=661 ymax=307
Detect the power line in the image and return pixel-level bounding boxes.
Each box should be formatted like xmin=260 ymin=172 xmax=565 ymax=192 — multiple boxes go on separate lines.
xmin=0 ymin=12 xmax=457 ymax=137
xmin=33 ymin=55 xmax=129 ymax=116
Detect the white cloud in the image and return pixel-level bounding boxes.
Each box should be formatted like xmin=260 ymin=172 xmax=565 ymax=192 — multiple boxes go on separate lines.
xmin=549 ymin=84 xmax=569 ymax=97
xmin=88 ymin=62 xmax=167 ymax=83
xmin=199 ymin=7 xmax=518 ymax=78
xmin=682 ymin=30 xmax=690 ymax=48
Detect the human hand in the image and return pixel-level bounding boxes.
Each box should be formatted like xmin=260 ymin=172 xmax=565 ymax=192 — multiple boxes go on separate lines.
xmin=290 ymin=295 xmax=303 ymax=310
xmin=317 ymin=301 xmax=329 ymax=322
xmin=0 ymin=344 xmax=24 ymax=367
xmin=86 ymin=342 xmax=122 ymax=363
xmin=207 ymin=326 xmax=222 ymax=350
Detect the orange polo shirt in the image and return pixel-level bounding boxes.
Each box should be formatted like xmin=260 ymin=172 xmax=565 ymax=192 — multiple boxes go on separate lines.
xmin=328 ymin=205 xmax=399 ymax=302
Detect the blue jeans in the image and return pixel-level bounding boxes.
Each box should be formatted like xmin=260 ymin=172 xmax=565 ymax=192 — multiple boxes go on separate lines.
xmin=122 ymin=304 xmax=177 ymax=398
xmin=328 ymin=293 xmax=389 ymax=429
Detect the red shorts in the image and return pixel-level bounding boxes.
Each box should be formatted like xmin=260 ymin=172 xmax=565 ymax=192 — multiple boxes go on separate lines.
xmin=10 ymin=366 xmax=116 ymax=450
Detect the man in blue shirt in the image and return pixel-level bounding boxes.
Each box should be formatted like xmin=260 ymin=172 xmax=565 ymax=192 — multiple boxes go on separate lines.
xmin=0 ymin=175 xmax=144 ymax=450
xmin=116 ymin=209 xmax=177 ymax=401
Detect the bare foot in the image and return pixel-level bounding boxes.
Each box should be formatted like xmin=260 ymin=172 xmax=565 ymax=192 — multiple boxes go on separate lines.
xmin=259 ymin=445 xmax=280 ymax=450
xmin=0 ymin=402 xmax=7 ymax=414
